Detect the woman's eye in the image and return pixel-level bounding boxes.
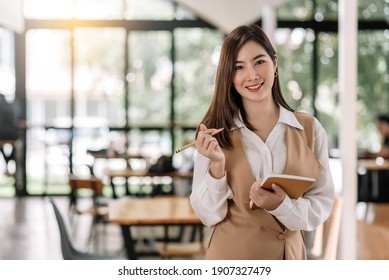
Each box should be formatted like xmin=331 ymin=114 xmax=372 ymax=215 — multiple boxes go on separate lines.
xmin=255 ymin=60 xmax=264 ymax=65
xmin=234 ymin=65 xmax=243 ymax=70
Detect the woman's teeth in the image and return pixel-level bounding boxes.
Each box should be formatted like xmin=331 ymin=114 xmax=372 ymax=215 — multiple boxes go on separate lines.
xmin=247 ymin=83 xmax=262 ymax=90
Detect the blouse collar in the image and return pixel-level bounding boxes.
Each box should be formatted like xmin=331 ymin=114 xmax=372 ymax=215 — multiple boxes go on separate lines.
xmin=233 ymin=106 xmax=305 ymax=131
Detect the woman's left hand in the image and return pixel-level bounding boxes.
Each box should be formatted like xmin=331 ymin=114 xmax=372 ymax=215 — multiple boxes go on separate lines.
xmin=249 ymin=179 xmax=286 ymax=210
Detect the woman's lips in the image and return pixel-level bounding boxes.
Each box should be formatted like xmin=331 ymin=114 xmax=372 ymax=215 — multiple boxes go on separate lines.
xmin=246 ymin=82 xmax=264 ymax=92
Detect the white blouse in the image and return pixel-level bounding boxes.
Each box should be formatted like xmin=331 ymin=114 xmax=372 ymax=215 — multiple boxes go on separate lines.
xmin=190 ymin=107 xmax=335 ymax=231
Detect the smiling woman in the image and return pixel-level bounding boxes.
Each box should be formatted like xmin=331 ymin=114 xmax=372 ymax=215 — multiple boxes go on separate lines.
xmin=190 ymin=24 xmax=335 ymax=260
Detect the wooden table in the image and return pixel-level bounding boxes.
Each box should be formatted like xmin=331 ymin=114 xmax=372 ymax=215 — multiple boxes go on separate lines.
xmin=358 ymin=159 xmax=389 ymax=170
xmin=104 ymin=169 xmax=193 ymax=198
xmin=108 ymin=196 xmax=202 ymax=259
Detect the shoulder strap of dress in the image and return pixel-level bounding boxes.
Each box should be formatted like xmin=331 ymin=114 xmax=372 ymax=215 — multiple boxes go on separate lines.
xmin=293 ymin=111 xmax=315 ymax=151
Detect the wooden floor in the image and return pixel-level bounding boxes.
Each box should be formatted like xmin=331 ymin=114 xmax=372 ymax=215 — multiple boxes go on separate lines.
xmin=0 ymin=196 xmax=388 ymax=260
xmin=356 ymin=203 xmax=389 ymax=259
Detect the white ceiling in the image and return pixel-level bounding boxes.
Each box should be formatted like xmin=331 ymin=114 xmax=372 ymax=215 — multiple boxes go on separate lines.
xmin=176 ymin=0 xmax=290 ymax=33
xmin=0 ymin=0 xmax=24 ymax=33
xmin=0 ymin=0 xmax=291 ymax=34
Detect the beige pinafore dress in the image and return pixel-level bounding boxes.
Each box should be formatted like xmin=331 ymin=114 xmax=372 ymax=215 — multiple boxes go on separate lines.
xmin=205 ymin=112 xmax=322 ymax=260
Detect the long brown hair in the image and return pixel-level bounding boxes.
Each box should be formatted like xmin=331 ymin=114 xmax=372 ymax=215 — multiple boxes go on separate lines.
xmin=197 ymin=24 xmax=293 ymax=148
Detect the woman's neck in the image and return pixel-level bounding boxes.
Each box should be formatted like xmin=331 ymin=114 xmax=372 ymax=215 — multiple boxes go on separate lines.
xmin=245 ymin=99 xmax=279 ymax=124
xmin=244 ymin=99 xmax=280 ymax=141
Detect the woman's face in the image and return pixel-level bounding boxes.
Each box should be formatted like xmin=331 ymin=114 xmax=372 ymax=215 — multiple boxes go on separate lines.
xmin=232 ymin=40 xmax=277 ymax=104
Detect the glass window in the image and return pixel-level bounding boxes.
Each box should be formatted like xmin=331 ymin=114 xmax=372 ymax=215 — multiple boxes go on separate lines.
xmin=277 ymin=0 xmax=313 ymax=21
xmin=275 ymin=28 xmax=314 ymax=113
xmin=359 ymin=0 xmax=388 ymax=20
xmin=315 ymin=0 xmax=338 ymax=21
xmin=128 ymin=129 xmax=172 ymax=160
xmin=315 ymin=30 xmax=389 ymax=152
xmin=127 ymin=31 xmax=172 ymax=125
xmin=74 ymin=27 xmax=126 ymax=126
xmin=26 ymin=29 xmax=72 ymax=124
xmin=174 ymin=28 xmax=224 ymax=126
xmin=316 ymin=32 xmax=339 ymax=150
xmin=357 ymin=30 xmax=389 ymax=152
xmin=72 ymin=27 xmax=126 ymax=176
xmin=25 ymin=29 xmax=72 ymax=194
xmin=18 ymin=0 xmax=389 ymax=197
xmin=0 ymin=28 xmax=15 ymax=99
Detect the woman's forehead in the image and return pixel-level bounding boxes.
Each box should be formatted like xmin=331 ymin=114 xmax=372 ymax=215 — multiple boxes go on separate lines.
xmin=236 ymin=41 xmax=268 ymax=60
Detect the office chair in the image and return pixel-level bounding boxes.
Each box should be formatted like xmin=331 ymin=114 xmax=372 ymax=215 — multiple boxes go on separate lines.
xmin=68 ymin=174 xmax=110 ymax=253
xmin=48 ymin=197 xmax=123 ymax=260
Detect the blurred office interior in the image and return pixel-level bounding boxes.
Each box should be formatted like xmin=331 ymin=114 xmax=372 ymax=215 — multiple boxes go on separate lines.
xmin=0 ymin=0 xmax=388 ymax=260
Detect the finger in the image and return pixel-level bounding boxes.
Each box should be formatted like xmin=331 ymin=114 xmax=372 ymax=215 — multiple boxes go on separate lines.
xmin=272 ymin=184 xmax=286 ymax=196
xmin=199 ymin=125 xmax=220 ymax=136
xmin=197 ymin=133 xmax=215 ymax=152
xmin=251 ymin=179 xmax=262 ymax=190
xmin=199 ymin=124 xmax=207 ymax=131
xmin=206 ymin=139 xmax=219 ymax=151
xmin=197 ymin=127 xmax=213 ymax=147
xmin=199 ymin=124 xmax=218 ymax=135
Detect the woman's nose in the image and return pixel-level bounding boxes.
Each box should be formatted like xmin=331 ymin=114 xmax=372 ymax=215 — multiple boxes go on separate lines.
xmin=247 ymin=66 xmax=258 ymax=81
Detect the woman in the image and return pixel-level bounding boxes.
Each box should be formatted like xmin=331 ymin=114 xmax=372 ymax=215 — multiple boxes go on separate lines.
xmin=189 ymin=25 xmax=334 ymax=260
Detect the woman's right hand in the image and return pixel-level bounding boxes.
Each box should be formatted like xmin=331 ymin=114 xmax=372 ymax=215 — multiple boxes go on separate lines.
xmin=196 ymin=124 xmax=225 ymax=179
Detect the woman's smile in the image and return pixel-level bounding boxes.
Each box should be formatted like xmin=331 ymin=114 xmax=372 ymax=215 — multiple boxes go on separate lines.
xmin=246 ymin=82 xmax=264 ymax=92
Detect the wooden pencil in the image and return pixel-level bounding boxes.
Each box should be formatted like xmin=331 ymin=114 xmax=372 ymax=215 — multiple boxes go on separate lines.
xmin=175 ymin=128 xmax=224 ymax=153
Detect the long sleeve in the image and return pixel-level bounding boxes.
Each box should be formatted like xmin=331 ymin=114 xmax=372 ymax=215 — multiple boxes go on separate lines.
xmin=266 ymin=118 xmax=335 ymax=231
xmin=189 ymin=152 xmax=233 ymax=228
xmin=190 ymin=108 xmax=335 ymax=232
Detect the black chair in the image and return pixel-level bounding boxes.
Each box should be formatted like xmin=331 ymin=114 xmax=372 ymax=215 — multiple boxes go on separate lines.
xmin=68 ymin=174 xmax=109 ymax=252
xmin=358 ymin=170 xmax=389 ymax=203
xmin=48 ymin=197 xmax=123 ymax=260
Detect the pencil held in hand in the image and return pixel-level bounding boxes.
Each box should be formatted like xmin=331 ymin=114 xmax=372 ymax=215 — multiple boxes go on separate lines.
xmin=175 ymin=127 xmax=224 ymax=153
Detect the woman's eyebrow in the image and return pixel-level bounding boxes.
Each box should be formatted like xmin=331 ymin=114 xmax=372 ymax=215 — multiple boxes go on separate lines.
xmin=235 ymin=53 xmax=267 ymax=64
